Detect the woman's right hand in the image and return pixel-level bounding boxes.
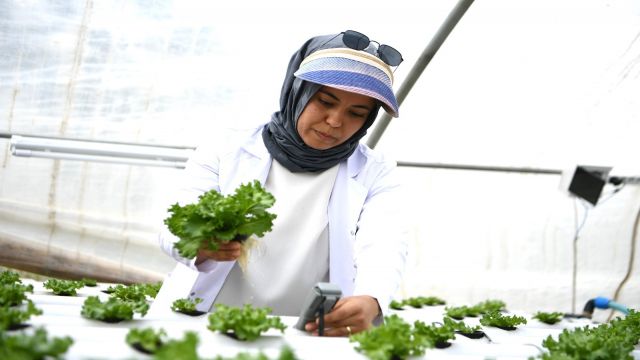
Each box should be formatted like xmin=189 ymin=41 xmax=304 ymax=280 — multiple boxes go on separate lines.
xmin=195 ymin=241 xmax=242 ymax=264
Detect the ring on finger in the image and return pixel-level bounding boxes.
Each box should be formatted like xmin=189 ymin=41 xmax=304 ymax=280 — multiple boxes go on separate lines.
xmin=346 ymin=326 xmax=352 ymax=335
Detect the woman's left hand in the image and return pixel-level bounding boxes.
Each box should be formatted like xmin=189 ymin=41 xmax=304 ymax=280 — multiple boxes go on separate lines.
xmin=304 ymin=295 xmax=380 ymax=337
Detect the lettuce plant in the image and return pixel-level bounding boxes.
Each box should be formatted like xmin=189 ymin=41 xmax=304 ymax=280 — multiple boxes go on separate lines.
xmin=165 ymin=180 xmax=276 ymax=259
xmin=126 ymin=327 xmax=167 ymax=354
xmin=413 ymin=320 xmax=456 ymax=348
xmin=207 ymin=304 xmax=286 ymax=341
xmin=0 ymin=300 xmax=42 ymax=331
xmin=540 ymin=310 xmax=640 ymax=360
xmin=443 ymin=317 xmax=482 ymax=338
xmin=479 ymin=310 xmax=527 ymax=330
xmin=43 ymin=279 xmax=85 ymax=296
xmin=154 ymin=331 xmax=200 ymax=360
xmin=81 ymin=296 xmax=147 ymax=322
xmin=171 ymin=298 xmax=204 ymax=315
xmin=0 ymin=282 xmax=33 ymax=307
xmin=0 ymin=327 xmax=73 ymax=359
xmin=350 ymin=314 xmax=426 ymax=360
xmin=533 ymin=311 xmax=564 ymax=325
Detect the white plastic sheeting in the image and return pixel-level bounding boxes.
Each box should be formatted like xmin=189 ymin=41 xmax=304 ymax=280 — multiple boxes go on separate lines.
xmin=0 ymin=0 xmax=639 ymax=318
xmin=376 ymin=0 xmax=640 ymax=322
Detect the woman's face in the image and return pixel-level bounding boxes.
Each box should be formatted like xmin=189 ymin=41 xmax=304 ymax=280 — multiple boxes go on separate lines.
xmin=297 ymin=86 xmax=375 ymax=150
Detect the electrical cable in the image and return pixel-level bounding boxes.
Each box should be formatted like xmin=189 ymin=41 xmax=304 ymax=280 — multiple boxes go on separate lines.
xmin=607 ymin=198 xmax=640 ymax=321
xmin=571 ymin=198 xmax=590 ymax=314
xmin=570 ymin=182 xmax=628 ymax=315
xmin=597 ymin=183 xmax=626 ymax=206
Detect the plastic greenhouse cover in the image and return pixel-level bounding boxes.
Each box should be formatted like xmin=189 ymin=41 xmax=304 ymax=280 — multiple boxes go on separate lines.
xmin=0 ymin=0 xmax=639 ymax=319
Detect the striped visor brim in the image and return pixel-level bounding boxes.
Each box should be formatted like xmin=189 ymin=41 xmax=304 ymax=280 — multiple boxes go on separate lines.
xmin=294 ymin=48 xmax=399 ymax=118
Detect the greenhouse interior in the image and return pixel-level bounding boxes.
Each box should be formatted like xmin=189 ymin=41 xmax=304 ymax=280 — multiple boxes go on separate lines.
xmin=1 ymin=0 xmax=639 ymax=359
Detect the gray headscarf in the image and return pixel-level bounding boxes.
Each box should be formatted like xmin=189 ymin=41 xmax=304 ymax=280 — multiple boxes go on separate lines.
xmin=261 ymin=33 xmax=381 ymax=173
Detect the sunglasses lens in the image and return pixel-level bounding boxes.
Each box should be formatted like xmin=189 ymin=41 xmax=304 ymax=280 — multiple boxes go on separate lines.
xmin=341 ymin=31 xmax=403 ymax=67
xmin=343 ymin=30 xmax=369 ymax=51
xmin=378 ymin=45 xmax=403 ymax=66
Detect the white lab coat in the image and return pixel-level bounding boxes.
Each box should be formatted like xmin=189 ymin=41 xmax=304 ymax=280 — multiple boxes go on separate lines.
xmin=151 ymin=123 xmax=408 ymax=317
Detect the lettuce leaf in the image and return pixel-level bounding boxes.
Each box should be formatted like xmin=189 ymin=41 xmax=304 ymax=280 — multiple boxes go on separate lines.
xmin=165 ymin=180 xmax=276 ymax=259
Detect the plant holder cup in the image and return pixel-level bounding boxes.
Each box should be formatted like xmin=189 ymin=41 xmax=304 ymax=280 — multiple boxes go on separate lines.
xmin=435 ymin=341 xmax=452 ymax=349
xmin=131 ymin=341 xmax=163 ymax=355
xmin=48 ymin=292 xmax=77 ymax=297
xmin=96 ymin=317 xmax=126 ymax=324
xmin=456 ymin=330 xmax=485 ymax=339
xmin=176 ymin=309 xmax=206 ymax=317
xmin=223 ymin=332 xmax=242 ymax=341
xmin=8 ymin=323 xmax=31 ymax=331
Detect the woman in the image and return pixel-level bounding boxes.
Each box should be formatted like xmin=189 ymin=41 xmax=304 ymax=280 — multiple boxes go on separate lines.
xmin=154 ymin=30 xmax=408 ymax=337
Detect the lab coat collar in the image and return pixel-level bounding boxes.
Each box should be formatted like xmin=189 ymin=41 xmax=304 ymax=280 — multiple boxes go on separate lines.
xmin=239 ymin=125 xmax=269 ymax=160
xmin=347 ymin=146 xmax=366 ymax=178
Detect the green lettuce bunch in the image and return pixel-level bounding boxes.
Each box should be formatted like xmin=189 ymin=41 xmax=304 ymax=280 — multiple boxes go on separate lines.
xmin=165 ymin=180 xmax=276 ymax=259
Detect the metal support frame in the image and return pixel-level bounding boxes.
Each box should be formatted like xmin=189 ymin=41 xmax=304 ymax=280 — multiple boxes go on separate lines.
xmin=5 ymin=133 xmax=194 ymax=169
xmin=367 ymin=0 xmax=476 ymax=149
xmin=397 ymin=161 xmax=562 ymax=175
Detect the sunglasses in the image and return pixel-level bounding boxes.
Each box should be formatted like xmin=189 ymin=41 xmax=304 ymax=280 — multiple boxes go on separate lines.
xmin=341 ymin=30 xmax=403 ymax=67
